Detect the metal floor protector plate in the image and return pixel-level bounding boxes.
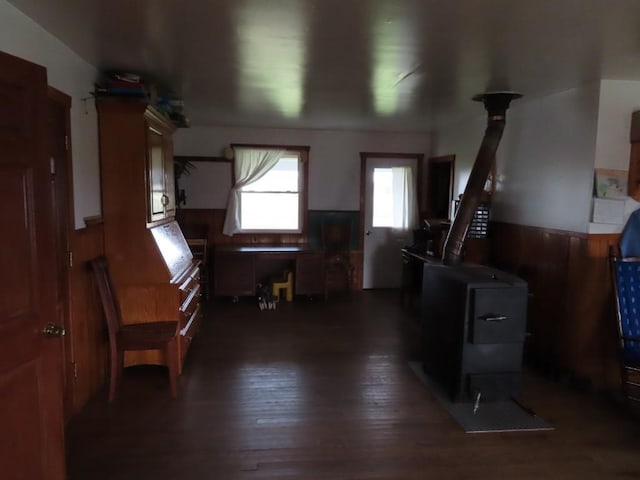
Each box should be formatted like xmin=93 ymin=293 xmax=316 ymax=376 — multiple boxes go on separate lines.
xmin=409 ymin=361 xmax=554 ymax=433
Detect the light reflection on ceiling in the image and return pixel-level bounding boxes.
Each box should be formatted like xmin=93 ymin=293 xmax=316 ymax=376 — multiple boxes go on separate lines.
xmin=370 ymin=3 xmax=419 ymax=117
xmin=234 ymin=0 xmax=306 ymax=119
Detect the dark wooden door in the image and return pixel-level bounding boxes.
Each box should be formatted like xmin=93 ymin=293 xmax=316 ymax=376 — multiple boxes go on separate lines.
xmin=0 ymin=51 xmax=66 ymax=478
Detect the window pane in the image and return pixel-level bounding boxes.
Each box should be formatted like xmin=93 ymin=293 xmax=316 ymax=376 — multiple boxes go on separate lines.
xmin=240 ymin=192 xmax=299 ymax=230
xmin=243 ymin=156 xmax=299 ymax=192
xmin=372 ymin=168 xmax=394 ymax=227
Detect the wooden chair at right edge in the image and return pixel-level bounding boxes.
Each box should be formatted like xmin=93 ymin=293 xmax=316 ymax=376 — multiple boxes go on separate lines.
xmin=90 ymin=256 xmax=180 ymax=402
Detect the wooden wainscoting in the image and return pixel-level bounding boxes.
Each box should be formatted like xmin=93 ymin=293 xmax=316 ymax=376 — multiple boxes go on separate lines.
xmin=565 ymin=233 xmax=622 ymax=391
xmin=68 ymin=224 xmax=107 ymax=413
xmin=489 ymin=222 xmax=621 ymax=392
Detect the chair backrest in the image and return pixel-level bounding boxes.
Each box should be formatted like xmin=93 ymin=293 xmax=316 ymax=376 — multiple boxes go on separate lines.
xmin=610 ymin=253 xmax=640 ymax=363
xmin=186 ymin=238 xmax=208 ymax=265
xmin=89 ymin=256 xmax=122 ymax=341
xmin=321 ymin=222 xmax=351 ymax=253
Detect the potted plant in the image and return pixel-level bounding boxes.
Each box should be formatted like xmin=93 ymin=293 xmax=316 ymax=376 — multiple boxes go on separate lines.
xmin=174 ymin=157 xmax=195 ymax=206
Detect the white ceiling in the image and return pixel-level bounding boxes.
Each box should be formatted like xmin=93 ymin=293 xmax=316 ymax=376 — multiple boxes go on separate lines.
xmin=8 ymin=0 xmax=640 ymax=131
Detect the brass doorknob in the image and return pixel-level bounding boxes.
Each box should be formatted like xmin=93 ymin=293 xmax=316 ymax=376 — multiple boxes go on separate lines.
xmin=42 ymin=323 xmax=65 ymax=338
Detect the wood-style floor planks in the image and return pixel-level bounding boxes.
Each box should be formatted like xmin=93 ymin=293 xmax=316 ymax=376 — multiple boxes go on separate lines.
xmin=66 ymin=291 xmax=640 ymax=479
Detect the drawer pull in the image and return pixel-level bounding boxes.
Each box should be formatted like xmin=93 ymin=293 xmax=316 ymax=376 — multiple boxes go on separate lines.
xmin=480 ymin=314 xmax=507 ymax=322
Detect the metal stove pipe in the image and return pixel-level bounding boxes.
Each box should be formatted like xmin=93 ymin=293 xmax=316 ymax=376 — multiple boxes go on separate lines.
xmin=442 ymin=91 xmax=522 ymax=265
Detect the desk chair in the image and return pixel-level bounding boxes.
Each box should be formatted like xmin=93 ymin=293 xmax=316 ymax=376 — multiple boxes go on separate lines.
xmin=187 ymin=237 xmax=209 ymax=300
xmin=90 ymin=256 xmax=180 ymax=402
xmin=610 ymin=247 xmax=640 ymax=405
xmin=322 ymin=221 xmax=353 ymax=296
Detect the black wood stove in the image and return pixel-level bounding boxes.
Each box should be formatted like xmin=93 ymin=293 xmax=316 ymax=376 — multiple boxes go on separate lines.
xmin=421 ymin=92 xmax=527 ymax=404
xmin=422 ymin=263 xmax=527 ymax=402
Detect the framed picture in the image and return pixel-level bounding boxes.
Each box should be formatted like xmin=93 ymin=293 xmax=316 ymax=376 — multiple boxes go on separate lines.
xmin=594 ymin=168 xmax=628 ymax=199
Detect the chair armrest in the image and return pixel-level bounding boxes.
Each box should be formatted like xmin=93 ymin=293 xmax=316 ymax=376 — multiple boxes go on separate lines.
xmin=622 ymin=335 xmax=640 ymax=344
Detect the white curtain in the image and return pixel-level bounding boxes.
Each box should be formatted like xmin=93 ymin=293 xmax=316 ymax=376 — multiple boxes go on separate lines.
xmin=391 ymin=166 xmax=418 ymax=230
xmin=222 ymin=147 xmax=285 ymax=236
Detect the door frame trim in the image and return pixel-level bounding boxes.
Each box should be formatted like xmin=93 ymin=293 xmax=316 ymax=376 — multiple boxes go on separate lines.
xmin=48 ymin=86 xmax=76 ymax=420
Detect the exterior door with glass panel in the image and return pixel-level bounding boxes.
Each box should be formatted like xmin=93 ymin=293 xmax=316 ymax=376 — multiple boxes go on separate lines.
xmin=363 ymin=156 xmax=418 ymax=289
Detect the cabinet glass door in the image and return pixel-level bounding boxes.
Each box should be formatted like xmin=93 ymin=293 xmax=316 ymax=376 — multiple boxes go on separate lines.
xmin=148 ymin=126 xmax=167 ymax=222
xmin=162 ymin=135 xmax=176 ymax=216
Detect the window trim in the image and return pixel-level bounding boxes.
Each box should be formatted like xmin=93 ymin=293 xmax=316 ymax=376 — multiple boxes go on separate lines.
xmin=231 ymin=144 xmax=309 ymax=236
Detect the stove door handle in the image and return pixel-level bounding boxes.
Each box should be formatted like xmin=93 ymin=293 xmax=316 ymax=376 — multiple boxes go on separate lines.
xmin=480 ymin=314 xmax=508 ymax=322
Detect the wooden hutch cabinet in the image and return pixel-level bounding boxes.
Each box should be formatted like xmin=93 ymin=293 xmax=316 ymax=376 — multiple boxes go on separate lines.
xmin=96 ymin=100 xmax=201 ymax=372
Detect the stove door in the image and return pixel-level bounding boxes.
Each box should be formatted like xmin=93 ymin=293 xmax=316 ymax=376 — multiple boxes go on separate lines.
xmin=469 ymin=286 xmax=527 ymax=344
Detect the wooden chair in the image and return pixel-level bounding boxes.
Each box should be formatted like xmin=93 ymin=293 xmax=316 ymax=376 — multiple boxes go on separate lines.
xmin=609 ymin=247 xmax=640 ymax=406
xmin=90 ymin=256 xmax=180 ymax=402
xmin=186 ymin=237 xmax=209 ymax=300
xmin=322 ymin=221 xmax=353 ymax=296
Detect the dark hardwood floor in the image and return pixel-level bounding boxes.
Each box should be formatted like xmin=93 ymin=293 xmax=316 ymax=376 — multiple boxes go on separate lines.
xmin=66 ymin=291 xmax=640 ymax=479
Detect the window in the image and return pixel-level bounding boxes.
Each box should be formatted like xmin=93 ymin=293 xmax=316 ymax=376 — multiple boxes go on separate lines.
xmin=222 ymin=145 xmax=309 ymax=236
xmin=372 ymin=166 xmax=416 ymax=229
xmin=239 ymin=153 xmax=302 ymax=232
xmin=372 ymin=168 xmax=395 ymax=227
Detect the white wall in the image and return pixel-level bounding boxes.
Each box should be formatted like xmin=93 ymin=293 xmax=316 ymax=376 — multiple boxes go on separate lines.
xmin=594 ymin=80 xmax=640 ymax=170
xmin=174 ymin=126 xmax=433 ymax=210
xmin=179 ymin=161 xmax=232 ymax=209
xmin=497 ymin=85 xmax=600 ymax=233
xmin=432 ymin=85 xmax=601 ymax=234
xmin=589 ymin=80 xmax=640 ymax=233
xmin=0 ymin=0 xmax=100 ymax=229
xmin=429 ymin=113 xmax=486 ymax=203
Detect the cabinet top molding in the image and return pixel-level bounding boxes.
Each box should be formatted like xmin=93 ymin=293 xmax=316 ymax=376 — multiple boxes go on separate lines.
xmin=96 ymin=98 xmax=176 ymax=133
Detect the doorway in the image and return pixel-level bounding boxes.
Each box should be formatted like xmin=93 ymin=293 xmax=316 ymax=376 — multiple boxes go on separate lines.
xmin=360 ymin=152 xmax=421 ymax=289
xmin=424 ymin=154 xmax=455 ymax=221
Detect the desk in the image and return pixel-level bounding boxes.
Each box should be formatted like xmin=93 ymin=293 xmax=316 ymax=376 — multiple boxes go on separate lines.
xmin=213 ymin=245 xmax=325 ymax=298
xmin=401 ymin=248 xmax=442 ymax=314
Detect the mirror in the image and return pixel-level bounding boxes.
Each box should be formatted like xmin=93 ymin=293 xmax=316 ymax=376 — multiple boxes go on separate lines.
xmin=423 ymin=154 xmax=455 ymax=220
